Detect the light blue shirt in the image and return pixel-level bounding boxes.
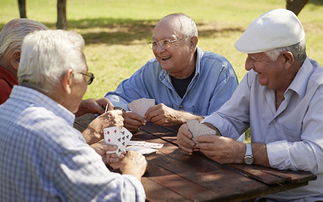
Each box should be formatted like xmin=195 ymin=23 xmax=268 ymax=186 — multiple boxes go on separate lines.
xmin=106 ymin=48 xmax=238 ymax=116
xmin=204 ymin=58 xmax=323 ymax=201
xmin=0 ymin=86 xmax=145 ymax=202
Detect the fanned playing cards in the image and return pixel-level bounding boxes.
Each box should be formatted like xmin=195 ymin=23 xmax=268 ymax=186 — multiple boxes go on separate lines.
xmin=187 ymin=119 xmax=216 ymax=142
xmin=128 ymin=98 xmax=155 ymax=117
xmin=104 ymin=126 xmax=133 ymax=156
xmin=103 ymin=127 xmax=164 ymax=156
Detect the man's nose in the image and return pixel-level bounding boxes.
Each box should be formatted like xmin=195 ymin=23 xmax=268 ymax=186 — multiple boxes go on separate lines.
xmin=245 ymin=61 xmax=254 ymax=71
xmin=154 ymin=45 xmax=166 ymax=53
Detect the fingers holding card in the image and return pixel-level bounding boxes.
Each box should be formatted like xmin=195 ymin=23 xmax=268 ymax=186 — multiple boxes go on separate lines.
xmin=187 ymin=120 xmax=216 ymax=142
xmin=128 ymin=98 xmax=155 ymax=117
xmin=104 ymin=126 xmax=133 ymax=156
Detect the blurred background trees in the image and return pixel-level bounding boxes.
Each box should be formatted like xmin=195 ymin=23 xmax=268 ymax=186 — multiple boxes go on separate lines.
xmin=17 ymin=0 xmax=311 ymax=30
xmin=18 ymin=0 xmax=67 ymax=29
xmin=286 ymin=0 xmax=310 ymax=15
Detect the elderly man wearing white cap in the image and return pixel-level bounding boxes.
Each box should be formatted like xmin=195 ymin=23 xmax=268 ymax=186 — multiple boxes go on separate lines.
xmin=177 ymin=8 xmax=323 ymax=200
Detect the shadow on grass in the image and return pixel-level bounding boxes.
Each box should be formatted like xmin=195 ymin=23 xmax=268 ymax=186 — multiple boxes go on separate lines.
xmin=68 ymin=17 xmax=157 ymax=45
xmin=310 ymin=0 xmax=323 ymax=6
xmin=0 ymin=17 xmax=244 ymax=46
xmin=63 ymin=17 xmax=243 ymax=45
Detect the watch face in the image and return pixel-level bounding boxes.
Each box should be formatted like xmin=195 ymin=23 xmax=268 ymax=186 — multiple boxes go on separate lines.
xmin=244 ymin=155 xmax=254 ymax=165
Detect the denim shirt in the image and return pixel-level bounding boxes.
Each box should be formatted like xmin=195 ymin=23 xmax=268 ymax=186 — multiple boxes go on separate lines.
xmin=106 ymin=47 xmax=238 ymax=116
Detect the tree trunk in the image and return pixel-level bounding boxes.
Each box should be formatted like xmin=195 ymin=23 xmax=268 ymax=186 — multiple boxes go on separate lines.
xmin=56 ymin=0 xmax=67 ymax=30
xmin=18 ymin=0 xmax=27 ymax=18
xmin=286 ymin=0 xmax=309 ymax=16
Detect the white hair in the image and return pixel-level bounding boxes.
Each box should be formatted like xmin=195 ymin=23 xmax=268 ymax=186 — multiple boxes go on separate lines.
xmin=265 ymin=39 xmax=307 ymax=63
xmin=162 ymin=13 xmax=198 ymax=38
xmin=0 ymin=18 xmax=47 ymax=58
xmin=18 ymin=30 xmax=86 ymax=93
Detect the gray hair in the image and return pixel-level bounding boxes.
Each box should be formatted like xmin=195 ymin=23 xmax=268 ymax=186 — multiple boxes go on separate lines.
xmin=18 ymin=30 xmax=86 ymax=93
xmin=161 ymin=13 xmax=198 ymax=38
xmin=0 ymin=18 xmax=47 ymax=58
xmin=265 ymin=39 xmax=307 ymax=63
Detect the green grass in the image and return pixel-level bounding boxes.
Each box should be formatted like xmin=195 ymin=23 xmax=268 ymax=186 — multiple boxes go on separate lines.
xmin=1 ymin=0 xmax=323 ymax=99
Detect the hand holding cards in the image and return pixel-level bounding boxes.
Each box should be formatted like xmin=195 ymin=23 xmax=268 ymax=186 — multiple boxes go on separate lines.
xmin=187 ymin=120 xmax=216 ymax=142
xmin=104 ymin=126 xmax=133 ymax=156
xmin=128 ymin=98 xmax=155 ymax=117
xmin=103 ymin=126 xmax=164 ymax=156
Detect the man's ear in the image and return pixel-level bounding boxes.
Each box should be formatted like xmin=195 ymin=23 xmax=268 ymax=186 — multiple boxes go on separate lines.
xmin=9 ymin=50 xmax=21 ymax=71
xmin=281 ymin=51 xmax=294 ymax=70
xmin=61 ymin=69 xmax=74 ymax=94
xmin=190 ymin=36 xmax=198 ymax=49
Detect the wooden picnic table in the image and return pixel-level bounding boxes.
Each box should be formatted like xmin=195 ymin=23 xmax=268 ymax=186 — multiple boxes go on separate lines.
xmin=134 ymin=122 xmax=317 ymax=202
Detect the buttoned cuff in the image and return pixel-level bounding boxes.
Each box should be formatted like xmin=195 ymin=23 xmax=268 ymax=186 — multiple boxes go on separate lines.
xmin=267 ymin=140 xmax=293 ymax=170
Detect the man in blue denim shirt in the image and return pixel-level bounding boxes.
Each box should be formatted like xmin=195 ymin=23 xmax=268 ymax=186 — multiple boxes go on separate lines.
xmin=106 ymin=13 xmax=238 ymax=132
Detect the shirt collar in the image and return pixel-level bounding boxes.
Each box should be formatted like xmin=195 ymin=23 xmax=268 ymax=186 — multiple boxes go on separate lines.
xmin=10 ymin=85 xmax=75 ymax=125
xmin=0 ymin=66 xmax=18 ymax=86
xmin=159 ymin=47 xmax=204 ymax=80
xmin=287 ymin=57 xmax=313 ymax=97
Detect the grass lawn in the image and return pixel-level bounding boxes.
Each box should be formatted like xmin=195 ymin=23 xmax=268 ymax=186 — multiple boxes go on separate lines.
xmin=1 ymin=0 xmax=323 ymax=99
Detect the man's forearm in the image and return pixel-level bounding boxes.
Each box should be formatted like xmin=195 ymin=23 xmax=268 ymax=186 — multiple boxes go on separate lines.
xmin=252 ymin=143 xmax=270 ymax=167
xmin=177 ymin=111 xmax=204 ymax=124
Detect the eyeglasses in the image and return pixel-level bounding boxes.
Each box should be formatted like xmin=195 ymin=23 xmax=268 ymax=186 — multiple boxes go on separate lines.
xmin=149 ymin=37 xmax=187 ymax=50
xmin=78 ymin=72 xmax=95 ymax=85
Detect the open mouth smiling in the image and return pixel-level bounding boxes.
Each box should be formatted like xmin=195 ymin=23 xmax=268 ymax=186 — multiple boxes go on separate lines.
xmin=161 ymin=56 xmax=171 ymax=61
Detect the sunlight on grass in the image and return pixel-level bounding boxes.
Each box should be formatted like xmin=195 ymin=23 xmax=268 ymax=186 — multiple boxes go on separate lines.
xmin=1 ymin=0 xmax=322 ymax=101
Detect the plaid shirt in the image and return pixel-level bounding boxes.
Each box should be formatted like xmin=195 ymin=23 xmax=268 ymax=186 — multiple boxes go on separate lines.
xmin=0 ymin=86 xmax=145 ymax=202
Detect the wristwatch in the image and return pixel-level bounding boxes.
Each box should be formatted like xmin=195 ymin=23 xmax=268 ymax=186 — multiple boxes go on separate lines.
xmin=244 ymin=143 xmax=254 ymax=165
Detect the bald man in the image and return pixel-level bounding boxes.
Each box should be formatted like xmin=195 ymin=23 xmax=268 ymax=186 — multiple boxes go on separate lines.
xmin=106 ymin=13 xmax=238 ymax=132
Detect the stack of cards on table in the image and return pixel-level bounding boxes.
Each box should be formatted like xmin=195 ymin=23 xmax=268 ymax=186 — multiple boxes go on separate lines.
xmin=187 ymin=119 xmax=216 ymax=142
xmin=128 ymin=98 xmax=155 ymax=117
xmin=104 ymin=126 xmax=133 ymax=156
xmin=126 ymin=141 xmax=164 ymax=155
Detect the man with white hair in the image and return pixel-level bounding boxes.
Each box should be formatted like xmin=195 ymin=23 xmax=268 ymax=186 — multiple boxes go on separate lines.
xmin=177 ymin=9 xmax=323 ymax=200
xmin=0 ymin=18 xmax=112 ymax=115
xmin=0 ymin=18 xmax=47 ymax=104
xmin=106 ymin=13 xmax=238 ymax=132
xmin=0 ymin=30 xmax=147 ymax=201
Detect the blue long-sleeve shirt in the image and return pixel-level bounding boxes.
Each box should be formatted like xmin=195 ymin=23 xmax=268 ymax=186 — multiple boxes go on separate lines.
xmin=106 ymin=48 xmax=238 ymax=116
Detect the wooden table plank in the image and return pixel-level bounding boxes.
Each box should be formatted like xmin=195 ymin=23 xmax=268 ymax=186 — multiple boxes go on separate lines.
xmin=140 ymin=123 xmax=179 ymax=145
xmin=230 ymin=164 xmax=317 ymax=185
xmin=135 ymin=124 xmax=317 ymax=201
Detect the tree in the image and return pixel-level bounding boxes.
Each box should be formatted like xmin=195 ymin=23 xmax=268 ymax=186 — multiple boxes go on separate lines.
xmin=286 ymin=0 xmax=309 ymax=16
xmin=57 ymin=0 xmax=67 ymax=30
xmin=17 ymin=0 xmax=67 ymax=30
xmin=18 ymin=0 xmax=27 ymax=18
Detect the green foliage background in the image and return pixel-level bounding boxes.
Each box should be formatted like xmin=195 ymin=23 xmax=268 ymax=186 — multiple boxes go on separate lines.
xmin=1 ymin=0 xmax=323 ymax=99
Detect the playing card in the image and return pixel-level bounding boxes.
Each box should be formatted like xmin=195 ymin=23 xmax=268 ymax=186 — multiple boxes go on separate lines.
xmin=127 ymin=141 xmax=163 ymax=149
xmin=187 ymin=120 xmax=216 ymax=142
xmin=126 ymin=145 xmax=158 ymax=155
xmin=128 ymin=98 xmax=155 ymax=117
xmin=104 ymin=127 xmax=133 ymax=156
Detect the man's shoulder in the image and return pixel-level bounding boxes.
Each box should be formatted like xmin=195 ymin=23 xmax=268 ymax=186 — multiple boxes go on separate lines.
xmin=199 ymin=50 xmax=232 ymax=70
xmin=308 ymin=59 xmax=323 ymax=85
xmin=0 ymin=79 xmax=11 ymax=90
xmin=201 ymin=51 xmax=230 ymax=62
xmin=135 ymin=58 xmax=162 ymax=76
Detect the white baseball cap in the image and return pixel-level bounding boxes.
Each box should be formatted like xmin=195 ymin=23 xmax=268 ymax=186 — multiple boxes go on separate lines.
xmin=235 ymin=8 xmax=305 ymax=53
